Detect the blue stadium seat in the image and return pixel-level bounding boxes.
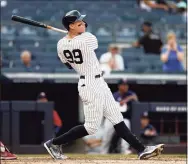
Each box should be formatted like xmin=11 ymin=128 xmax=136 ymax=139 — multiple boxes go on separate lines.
xmin=39 ymin=60 xmax=62 ymax=68
xmin=33 ymin=67 xmax=54 ymax=73
xmin=55 ymin=68 xmax=76 ymax=73
xmin=123 ymin=55 xmax=138 ymax=67
xmin=12 ymin=60 xmax=39 ymax=68
xmin=2 ymin=68 xmax=27 ymax=73
xmin=35 ymin=55 xmax=58 ymax=61
xmin=128 ymin=61 xmax=150 ymax=73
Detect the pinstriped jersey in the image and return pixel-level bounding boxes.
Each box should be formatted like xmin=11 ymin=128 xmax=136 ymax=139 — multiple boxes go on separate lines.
xmin=57 ymin=32 xmax=101 ymax=76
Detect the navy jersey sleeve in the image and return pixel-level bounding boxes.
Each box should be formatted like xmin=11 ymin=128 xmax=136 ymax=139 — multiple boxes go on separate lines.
xmin=113 ymin=92 xmax=119 ymax=101
xmin=127 ymin=90 xmax=136 ymax=96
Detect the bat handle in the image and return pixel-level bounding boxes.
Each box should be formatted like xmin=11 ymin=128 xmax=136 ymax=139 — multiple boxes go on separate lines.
xmin=47 ymin=26 xmax=68 ymax=34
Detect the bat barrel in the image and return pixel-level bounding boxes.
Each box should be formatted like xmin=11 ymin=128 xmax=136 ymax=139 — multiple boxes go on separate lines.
xmin=11 ymin=15 xmax=67 ymax=33
xmin=11 ymin=15 xmax=47 ymax=28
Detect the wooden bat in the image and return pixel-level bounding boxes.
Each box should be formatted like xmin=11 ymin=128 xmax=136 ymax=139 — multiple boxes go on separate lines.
xmin=11 ymin=15 xmax=67 ymax=33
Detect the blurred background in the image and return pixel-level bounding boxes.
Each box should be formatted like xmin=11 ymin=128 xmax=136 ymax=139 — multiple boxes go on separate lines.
xmin=0 ymin=0 xmax=187 ymax=156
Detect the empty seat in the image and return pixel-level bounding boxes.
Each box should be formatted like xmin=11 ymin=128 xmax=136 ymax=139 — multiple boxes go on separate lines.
xmin=123 ymin=55 xmax=138 ymax=67
xmin=33 ymin=67 xmax=54 ymax=73
xmin=128 ymin=61 xmax=150 ymax=73
xmin=38 ymin=60 xmax=62 ymax=68
xmin=55 ymin=68 xmax=76 ymax=73
xmin=2 ymin=68 xmax=27 ymax=73
xmin=35 ymin=55 xmax=58 ymax=61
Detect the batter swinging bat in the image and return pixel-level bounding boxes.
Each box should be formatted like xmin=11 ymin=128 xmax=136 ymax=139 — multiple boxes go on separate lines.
xmin=11 ymin=15 xmax=68 ymax=33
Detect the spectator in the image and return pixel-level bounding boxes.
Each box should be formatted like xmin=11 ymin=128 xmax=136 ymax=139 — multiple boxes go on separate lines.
xmin=13 ymin=50 xmax=39 ymax=71
xmin=160 ymin=32 xmax=184 ymax=73
xmin=37 ymin=92 xmax=62 ymax=135
xmin=101 ymin=79 xmax=138 ymax=155
xmin=176 ymin=0 xmax=187 ymax=13
xmin=138 ymin=0 xmax=169 ymax=12
xmin=100 ymin=45 xmax=124 ymax=75
xmin=133 ymin=21 xmax=163 ymax=55
xmin=176 ymin=0 xmax=187 ymax=21
xmin=0 ymin=114 xmax=16 ymax=160
xmin=0 ymin=141 xmax=17 ymax=160
xmin=140 ymin=112 xmax=158 ymax=145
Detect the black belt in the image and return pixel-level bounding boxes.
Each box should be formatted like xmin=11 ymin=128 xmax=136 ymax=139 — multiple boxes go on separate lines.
xmin=80 ymin=74 xmax=102 ymax=79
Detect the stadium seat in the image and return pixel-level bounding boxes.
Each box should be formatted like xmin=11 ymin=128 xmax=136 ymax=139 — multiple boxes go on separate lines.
xmin=2 ymin=68 xmax=27 ymax=73
xmin=38 ymin=60 xmax=62 ymax=68
xmin=55 ymin=68 xmax=76 ymax=73
xmin=33 ymin=67 xmax=54 ymax=73
xmin=128 ymin=61 xmax=150 ymax=73
xmin=123 ymin=55 xmax=138 ymax=67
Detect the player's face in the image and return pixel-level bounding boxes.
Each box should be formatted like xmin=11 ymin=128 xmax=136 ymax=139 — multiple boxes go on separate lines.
xmin=70 ymin=21 xmax=86 ymax=34
xmin=141 ymin=118 xmax=149 ymax=127
xmin=110 ymin=48 xmax=119 ymax=55
xmin=38 ymin=98 xmax=48 ymax=102
xmin=119 ymin=84 xmax=128 ymax=93
xmin=21 ymin=54 xmax=31 ymax=64
xmin=168 ymin=36 xmax=176 ymax=46
xmin=142 ymin=25 xmax=150 ymax=33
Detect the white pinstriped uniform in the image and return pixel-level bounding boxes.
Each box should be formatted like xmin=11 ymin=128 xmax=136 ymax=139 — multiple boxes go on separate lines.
xmin=57 ymin=32 xmax=123 ymax=135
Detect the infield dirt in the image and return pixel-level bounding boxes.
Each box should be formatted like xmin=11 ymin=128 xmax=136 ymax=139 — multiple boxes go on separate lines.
xmin=1 ymin=154 xmax=186 ymax=164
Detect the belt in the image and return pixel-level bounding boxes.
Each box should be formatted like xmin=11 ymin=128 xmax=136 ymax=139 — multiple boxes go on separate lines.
xmin=80 ymin=74 xmax=102 ymax=79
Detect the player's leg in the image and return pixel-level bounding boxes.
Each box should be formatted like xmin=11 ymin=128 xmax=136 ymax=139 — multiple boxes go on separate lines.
xmin=103 ymin=89 xmax=164 ymax=159
xmin=120 ymin=119 xmax=131 ymax=154
xmin=44 ymin=86 xmax=104 ymax=159
xmin=103 ymin=90 xmax=145 ymax=153
xmin=0 ymin=141 xmax=17 ymax=160
xmin=100 ymin=118 xmax=116 ymax=154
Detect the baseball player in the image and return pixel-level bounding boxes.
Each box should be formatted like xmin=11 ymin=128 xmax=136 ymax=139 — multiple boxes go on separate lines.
xmin=44 ymin=10 xmax=164 ymax=160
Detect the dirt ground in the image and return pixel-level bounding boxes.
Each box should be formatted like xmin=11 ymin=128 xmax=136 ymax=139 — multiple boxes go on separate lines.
xmin=1 ymin=155 xmax=186 ymax=164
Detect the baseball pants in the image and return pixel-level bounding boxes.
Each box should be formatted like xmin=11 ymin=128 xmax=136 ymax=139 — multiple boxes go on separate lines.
xmin=78 ymin=76 xmax=124 ymax=135
xmin=101 ymin=118 xmax=130 ymax=154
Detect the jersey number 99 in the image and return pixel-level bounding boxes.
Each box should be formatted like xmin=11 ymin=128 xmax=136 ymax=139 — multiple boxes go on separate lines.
xmin=63 ymin=49 xmax=83 ymax=64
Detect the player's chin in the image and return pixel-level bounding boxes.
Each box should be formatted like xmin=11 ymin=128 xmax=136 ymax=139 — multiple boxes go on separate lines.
xmin=80 ymin=28 xmax=86 ymax=33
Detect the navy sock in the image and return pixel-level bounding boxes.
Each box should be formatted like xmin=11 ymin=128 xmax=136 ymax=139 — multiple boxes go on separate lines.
xmin=114 ymin=121 xmax=145 ymax=153
xmin=52 ymin=125 xmax=88 ymax=145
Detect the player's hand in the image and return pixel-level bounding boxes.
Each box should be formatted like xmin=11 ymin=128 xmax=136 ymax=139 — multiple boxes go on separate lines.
xmin=163 ymin=6 xmax=169 ymax=11
xmin=166 ymin=45 xmax=171 ymax=51
xmin=172 ymin=43 xmax=178 ymax=51
xmin=120 ymin=100 xmax=125 ymax=106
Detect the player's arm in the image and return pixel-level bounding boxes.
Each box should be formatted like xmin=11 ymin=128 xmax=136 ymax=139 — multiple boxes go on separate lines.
xmin=160 ymin=46 xmax=170 ymax=63
xmin=133 ymin=36 xmax=145 ymax=48
xmin=176 ymin=45 xmax=184 ymax=61
xmin=64 ymin=62 xmax=73 ymax=69
xmin=58 ymin=54 xmax=73 ymax=69
xmin=120 ymin=93 xmax=138 ymax=106
xmin=82 ymin=32 xmax=98 ymax=50
xmin=132 ymin=41 xmax=140 ymax=47
xmin=118 ymin=55 xmax=124 ymax=70
xmin=144 ymin=0 xmax=169 ymax=11
xmin=57 ymin=41 xmax=73 ymax=69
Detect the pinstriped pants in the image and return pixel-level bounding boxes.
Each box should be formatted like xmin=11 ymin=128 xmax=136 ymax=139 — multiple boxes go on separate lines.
xmin=78 ymin=76 xmax=123 ymax=135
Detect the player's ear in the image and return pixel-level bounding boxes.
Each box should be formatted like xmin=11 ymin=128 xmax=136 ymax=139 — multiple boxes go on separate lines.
xmin=69 ymin=23 xmax=75 ymax=30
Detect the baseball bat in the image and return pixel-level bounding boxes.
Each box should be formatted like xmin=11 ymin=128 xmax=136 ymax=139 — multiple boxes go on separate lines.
xmin=11 ymin=15 xmax=67 ymax=33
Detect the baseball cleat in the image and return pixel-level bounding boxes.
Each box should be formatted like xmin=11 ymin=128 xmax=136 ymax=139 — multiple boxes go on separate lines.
xmin=44 ymin=139 xmax=67 ymax=160
xmin=0 ymin=151 xmax=17 ymax=160
xmin=138 ymin=144 xmax=165 ymax=160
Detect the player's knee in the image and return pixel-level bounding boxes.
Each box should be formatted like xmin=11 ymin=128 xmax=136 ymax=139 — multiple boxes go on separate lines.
xmin=84 ymin=124 xmax=98 ymax=135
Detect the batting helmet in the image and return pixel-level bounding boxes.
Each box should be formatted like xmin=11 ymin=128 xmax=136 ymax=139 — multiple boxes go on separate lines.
xmin=62 ymin=10 xmax=88 ymax=30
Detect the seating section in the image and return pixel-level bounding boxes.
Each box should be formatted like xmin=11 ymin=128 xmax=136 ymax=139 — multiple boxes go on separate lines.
xmin=1 ymin=1 xmax=186 ymax=73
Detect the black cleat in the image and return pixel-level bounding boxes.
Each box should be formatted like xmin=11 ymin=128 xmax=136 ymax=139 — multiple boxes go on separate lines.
xmin=44 ymin=139 xmax=67 ymax=160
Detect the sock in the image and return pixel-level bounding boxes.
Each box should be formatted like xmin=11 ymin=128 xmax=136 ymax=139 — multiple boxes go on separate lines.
xmin=52 ymin=125 xmax=88 ymax=145
xmin=114 ymin=121 xmax=145 ymax=153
